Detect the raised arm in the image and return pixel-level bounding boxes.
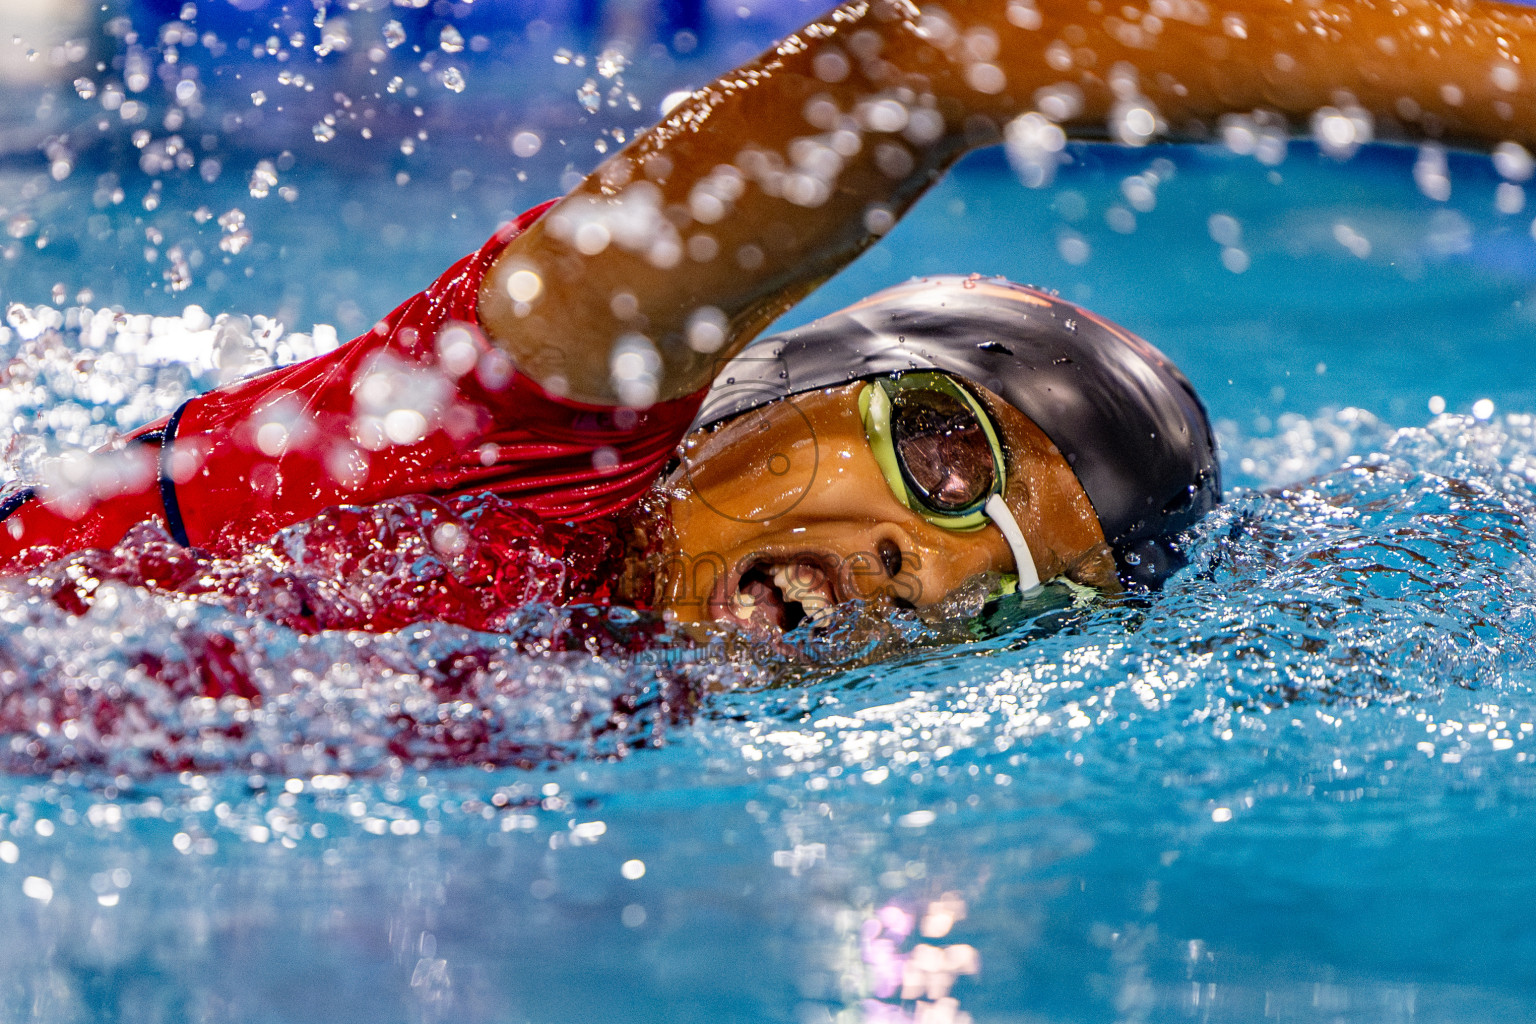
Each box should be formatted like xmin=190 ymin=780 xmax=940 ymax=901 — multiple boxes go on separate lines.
xmin=482 ymin=0 xmax=1536 ymax=405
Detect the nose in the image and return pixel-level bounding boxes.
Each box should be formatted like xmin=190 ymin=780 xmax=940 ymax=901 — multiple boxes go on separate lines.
xmin=832 ymin=525 xmax=925 ymax=607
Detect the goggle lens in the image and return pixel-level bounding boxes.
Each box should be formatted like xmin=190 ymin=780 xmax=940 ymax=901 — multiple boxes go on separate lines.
xmin=889 ymin=388 xmax=997 ymax=513
xmin=862 ymin=373 xmax=1007 ymax=527
xmin=861 ymin=372 xmax=1042 ymax=593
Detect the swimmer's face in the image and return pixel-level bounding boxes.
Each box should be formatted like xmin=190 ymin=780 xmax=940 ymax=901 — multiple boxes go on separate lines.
xmin=658 ymin=380 xmax=1118 ymax=636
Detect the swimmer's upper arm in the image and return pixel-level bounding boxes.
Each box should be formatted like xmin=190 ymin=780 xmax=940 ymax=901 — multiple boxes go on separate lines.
xmin=480 ymin=0 xmax=1536 ymax=406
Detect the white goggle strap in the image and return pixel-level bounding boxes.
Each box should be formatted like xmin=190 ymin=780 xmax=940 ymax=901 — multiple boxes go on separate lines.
xmin=984 ymin=493 xmax=1042 ymax=595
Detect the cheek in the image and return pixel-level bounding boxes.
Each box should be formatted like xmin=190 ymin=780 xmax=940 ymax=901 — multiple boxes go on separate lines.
xmin=666 ymin=491 xmax=747 ymax=563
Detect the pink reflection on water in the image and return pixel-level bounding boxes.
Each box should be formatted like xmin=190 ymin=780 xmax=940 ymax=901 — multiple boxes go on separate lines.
xmin=861 ymin=894 xmax=981 ymax=1023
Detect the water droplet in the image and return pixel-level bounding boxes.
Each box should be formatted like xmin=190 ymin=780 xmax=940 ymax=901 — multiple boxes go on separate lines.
xmin=1121 ymin=174 xmax=1157 ymax=213
xmin=1501 ymin=182 xmax=1529 ymax=216
xmin=383 ymin=20 xmax=406 ymax=48
xmin=313 ymin=121 xmax=336 ymax=142
xmin=1332 ymin=222 xmax=1372 ymax=258
xmin=510 ymin=131 xmax=541 ymax=158
xmin=577 ymin=80 xmax=600 ymax=114
xmin=1105 ymin=205 xmax=1136 ymax=234
xmin=219 ymin=230 xmax=251 ymax=254
xmin=1414 ymin=144 xmax=1451 ymax=202
xmin=1057 ymin=233 xmax=1090 ymax=265
xmin=685 ymin=307 xmax=727 ymax=353
xmin=1003 ymin=112 xmax=1066 ymax=188
xmin=596 ymin=47 xmax=628 ymax=79
xmin=1110 ymin=101 xmax=1160 ymax=146
xmin=248 ymin=160 xmax=277 ymax=199
xmin=439 ymin=25 xmax=464 ymax=54
xmin=441 ymin=67 xmax=465 ymax=92
xmin=1493 ymin=141 xmax=1534 ymax=182
xmin=1312 ymin=104 xmax=1373 ymax=161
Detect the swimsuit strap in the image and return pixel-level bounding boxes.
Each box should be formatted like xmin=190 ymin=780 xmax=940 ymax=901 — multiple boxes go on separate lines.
xmin=157 ymin=398 xmax=193 ymax=547
xmin=0 ymin=416 xmax=175 ymax=530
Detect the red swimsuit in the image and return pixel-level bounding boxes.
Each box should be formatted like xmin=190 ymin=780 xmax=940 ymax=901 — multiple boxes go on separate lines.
xmin=0 ymin=202 xmax=705 ymax=568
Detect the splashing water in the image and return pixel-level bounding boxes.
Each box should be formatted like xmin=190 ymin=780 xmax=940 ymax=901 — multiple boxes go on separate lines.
xmin=4 ymin=2 xmax=1536 ymax=1019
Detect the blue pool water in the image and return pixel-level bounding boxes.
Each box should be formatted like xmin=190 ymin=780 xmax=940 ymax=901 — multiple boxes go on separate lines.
xmin=2 ymin=2 xmax=1536 ymax=1021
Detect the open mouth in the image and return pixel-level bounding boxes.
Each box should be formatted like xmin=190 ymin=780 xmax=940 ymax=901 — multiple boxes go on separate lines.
xmin=724 ymin=558 xmax=839 ymax=635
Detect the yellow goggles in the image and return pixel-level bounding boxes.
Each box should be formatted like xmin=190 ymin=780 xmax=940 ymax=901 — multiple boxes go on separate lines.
xmin=858 ymin=372 xmax=1007 ymax=531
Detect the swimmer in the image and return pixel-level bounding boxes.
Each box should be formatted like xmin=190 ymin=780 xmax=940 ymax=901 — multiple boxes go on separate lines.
xmin=2 ymin=0 xmax=1533 ymax=638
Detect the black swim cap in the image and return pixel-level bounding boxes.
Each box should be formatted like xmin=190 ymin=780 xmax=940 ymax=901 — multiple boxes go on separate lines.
xmin=692 ymin=275 xmax=1221 ymax=588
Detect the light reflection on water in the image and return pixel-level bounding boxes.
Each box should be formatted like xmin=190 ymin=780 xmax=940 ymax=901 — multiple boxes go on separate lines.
xmin=1 ymin=403 xmax=1534 ymax=1021
xmin=2 ymin=1 xmax=1536 ymax=1021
